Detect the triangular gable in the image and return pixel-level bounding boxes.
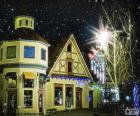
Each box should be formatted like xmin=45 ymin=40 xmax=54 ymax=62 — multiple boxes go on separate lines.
xmin=48 ymin=34 xmax=92 ymax=80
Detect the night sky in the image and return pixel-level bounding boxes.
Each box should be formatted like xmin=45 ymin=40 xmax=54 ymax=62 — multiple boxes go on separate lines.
xmin=0 ymin=0 xmax=140 ymax=77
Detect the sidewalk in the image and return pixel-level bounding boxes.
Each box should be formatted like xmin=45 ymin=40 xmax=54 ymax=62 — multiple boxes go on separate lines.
xmin=53 ymin=109 xmax=94 ymax=116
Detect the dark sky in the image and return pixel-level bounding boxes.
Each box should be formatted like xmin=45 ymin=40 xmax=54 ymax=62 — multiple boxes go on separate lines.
xmin=0 ymin=0 xmax=140 ymax=77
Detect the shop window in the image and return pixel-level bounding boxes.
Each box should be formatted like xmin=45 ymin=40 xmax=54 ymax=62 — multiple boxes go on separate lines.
xmin=41 ymin=48 xmax=46 ymax=60
xmin=68 ymin=61 xmax=72 ymax=73
xmin=54 ymin=85 xmax=63 ymax=105
xmin=67 ymin=44 xmax=72 ymax=52
xmin=24 ymin=90 xmax=33 ymax=108
xmin=23 ymin=79 xmax=34 ymax=88
xmin=7 ymin=46 xmax=16 ymax=59
xmin=24 ymin=46 xmax=35 ymax=58
xmin=66 ymin=86 xmax=74 ymax=106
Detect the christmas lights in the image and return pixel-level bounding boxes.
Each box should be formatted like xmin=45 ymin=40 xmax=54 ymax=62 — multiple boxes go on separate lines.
xmin=133 ymin=82 xmax=139 ymax=109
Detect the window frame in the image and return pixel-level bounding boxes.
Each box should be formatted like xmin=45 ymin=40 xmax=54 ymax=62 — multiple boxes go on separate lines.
xmin=41 ymin=48 xmax=46 ymax=61
xmin=6 ymin=46 xmax=16 ymax=59
xmin=67 ymin=44 xmax=72 ymax=52
xmin=54 ymin=84 xmax=63 ymax=106
xmin=26 ymin=20 xmax=28 ymax=25
xmin=24 ymin=46 xmax=35 ymax=59
xmin=23 ymin=79 xmax=34 ymax=88
xmin=24 ymin=90 xmax=33 ymax=108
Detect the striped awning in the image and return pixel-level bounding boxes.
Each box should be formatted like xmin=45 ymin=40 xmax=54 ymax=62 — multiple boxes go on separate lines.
xmin=23 ymin=72 xmax=37 ymax=79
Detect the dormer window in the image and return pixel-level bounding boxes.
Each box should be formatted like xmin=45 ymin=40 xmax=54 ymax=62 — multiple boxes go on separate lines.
xmin=67 ymin=44 xmax=71 ymax=52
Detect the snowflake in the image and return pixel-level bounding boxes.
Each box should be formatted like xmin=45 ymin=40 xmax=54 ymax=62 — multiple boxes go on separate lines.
xmin=40 ymin=20 xmax=43 ymax=23
xmin=76 ymin=18 xmax=80 ymax=21
xmin=11 ymin=8 xmax=14 ymax=11
xmin=56 ymin=27 xmax=59 ymax=30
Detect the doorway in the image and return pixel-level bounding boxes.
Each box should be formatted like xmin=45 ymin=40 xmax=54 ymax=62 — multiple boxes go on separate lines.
xmin=89 ymin=90 xmax=93 ymax=110
xmin=38 ymin=93 xmax=43 ymax=112
xmin=7 ymin=91 xmax=17 ymax=114
xmin=76 ymin=87 xmax=82 ymax=108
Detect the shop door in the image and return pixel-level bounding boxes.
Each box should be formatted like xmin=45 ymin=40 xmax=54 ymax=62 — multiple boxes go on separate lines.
xmin=39 ymin=93 xmax=43 ymax=112
xmin=76 ymin=87 xmax=82 ymax=108
xmin=89 ymin=90 xmax=93 ymax=110
xmin=7 ymin=92 xmax=17 ymax=114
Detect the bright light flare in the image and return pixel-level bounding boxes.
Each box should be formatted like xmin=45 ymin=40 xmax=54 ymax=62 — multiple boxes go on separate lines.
xmin=94 ymin=26 xmax=113 ymax=52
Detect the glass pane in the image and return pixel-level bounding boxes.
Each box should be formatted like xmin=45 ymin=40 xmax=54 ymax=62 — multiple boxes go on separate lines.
xmin=24 ymin=90 xmax=33 ymax=108
xmin=66 ymin=87 xmax=73 ymax=106
xmin=54 ymin=87 xmax=63 ymax=105
xmin=24 ymin=46 xmax=35 ymax=58
xmin=24 ymin=79 xmax=34 ymax=88
xmin=7 ymin=46 xmax=16 ymax=59
xmin=41 ymin=48 xmax=46 ymax=60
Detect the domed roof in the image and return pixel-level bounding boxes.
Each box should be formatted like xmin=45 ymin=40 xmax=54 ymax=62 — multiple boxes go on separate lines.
xmin=11 ymin=28 xmax=49 ymax=44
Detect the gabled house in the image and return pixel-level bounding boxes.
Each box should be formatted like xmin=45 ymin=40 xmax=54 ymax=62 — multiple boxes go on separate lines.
xmin=46 ymin=34 xmax=92 ymax=111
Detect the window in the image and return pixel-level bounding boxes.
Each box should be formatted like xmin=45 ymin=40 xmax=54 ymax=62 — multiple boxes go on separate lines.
xmin=8 ymin=78 xmax=17 ymax=88
xmin=67 ymin=44 xmax=71 ymax=52
xmin=68 ymin=61 xmax=72 ymax=73
xmin=41 ymin=48 xmax=46 ymax=60
xmin=54 ymin=85 xmax=63 ymax=105
xmin=30 ymin=21 xmax=32 ymax=27
xmin=26 ymin=20 xmax=28 ymax=25
xmin=24 ymin=90 xmax=33 ymax=108
xmin=23 ymin=79 xmax=34 ymax=88
xmin=0 ymin=48 xmax=3 ymax=60
xmin=19 ymin=20 xmax=21 ymax=26
xmin=7 ymin=46 xmax=16 ymax=59
xmin=66 ymin=86 xmax=74 ymax=106
xmin=24 ymin=46 xmax=35 ymax=58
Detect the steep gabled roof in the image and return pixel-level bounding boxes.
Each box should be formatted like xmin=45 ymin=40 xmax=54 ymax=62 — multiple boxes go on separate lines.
xmin=47 ymin=35 xmax=69 ymax=74
xmin=47 ymin=34 xmax=92 ymax=80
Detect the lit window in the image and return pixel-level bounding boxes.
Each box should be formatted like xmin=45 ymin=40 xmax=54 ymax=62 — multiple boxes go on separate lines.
xmin=41 ymin=48 xmax=46 ymax=60
xmin=7 ymin=46 xmax=16 ymax=59
xmin=54 ymin=85 xmax=63 ymax=105
xmin=66 ymin=86 xmax=74 ymax=106
xmin=0 ymin=48 xmax=3 ymax=60
xmin=24 ymin=90 xmax=33 ymax=108
xmin=68 ymin=61 xmax=72 ymax=73
xmin=67 ymin=44 xmax=72 ymax=52
xmin=23 ymin=79 xmax=34 ymax=88
xmin=24 ymin=46 xmax=35 ymax=58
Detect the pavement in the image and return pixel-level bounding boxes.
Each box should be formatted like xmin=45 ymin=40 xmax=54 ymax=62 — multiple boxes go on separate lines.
xmin=53 ymin=109 xmax=94 ymax=116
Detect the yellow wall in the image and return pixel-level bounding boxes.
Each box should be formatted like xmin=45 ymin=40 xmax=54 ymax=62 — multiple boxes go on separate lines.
xmin=15 ymin=16 xmax=34 ymax=30
xmin=46 ymin=78 xmax=90 ymax=111
xmin=51 ymin=38 xmax=89 ymax=77
xmin=0 ymin=40 xmax=49 ymax=68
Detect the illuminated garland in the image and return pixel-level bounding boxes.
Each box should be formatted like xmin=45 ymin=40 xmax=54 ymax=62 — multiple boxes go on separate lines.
xmin=50 ymin=75 xmax=91 ymax=81
xmin=133 ymin=82 xmax=139 ymax=109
